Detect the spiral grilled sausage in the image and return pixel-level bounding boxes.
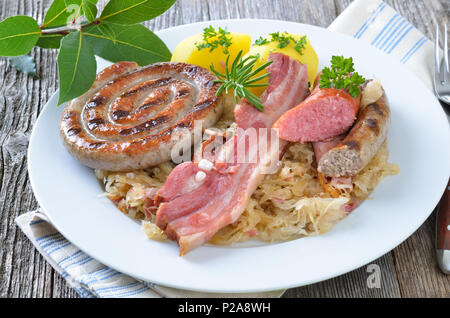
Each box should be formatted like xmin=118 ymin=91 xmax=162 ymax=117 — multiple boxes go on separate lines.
xmin=60 ymin=61 xmax=224 ymax=171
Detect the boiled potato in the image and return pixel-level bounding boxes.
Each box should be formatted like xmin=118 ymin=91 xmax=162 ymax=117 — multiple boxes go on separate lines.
xmin=244 ymin=33 xmax=318 ymax=97
xmin=171 ymin=30 xmax=251 ymax=74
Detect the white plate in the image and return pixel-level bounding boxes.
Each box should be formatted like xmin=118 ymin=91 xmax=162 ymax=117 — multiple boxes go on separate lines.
xmin=28 ymin=19 xmax=450 ymax=293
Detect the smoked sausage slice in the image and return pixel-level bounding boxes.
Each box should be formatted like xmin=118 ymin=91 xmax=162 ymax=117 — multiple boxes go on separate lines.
xmin=273 ymin=85 xmax=360 ymax=143
xmin=318 ymin=90 xmax=390 ymax=177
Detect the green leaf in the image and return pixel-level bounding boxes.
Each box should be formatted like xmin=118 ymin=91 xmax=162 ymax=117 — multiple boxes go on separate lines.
xmin=82 ymin=0 xmax=98 ymax=22
xmin=41 ymin=0 xmax=69 ymax=28
xmin=97 ymin=23 xmax=116 ymax=42
xmin=65 ymin=0 xmax=84 ymax=24
xmin=100 ymin=0 xmax=176 ymax=24
xmin=41 ymin=0 xmax=99 ymax=28
xmin=41 ymin=0 xmax=80 ymax=28
xmin=57 ymin=30 xmax=96 ymax=105
xmin=8 ymin=54 xmax=39 ymax=78
xmin=0 ymin=16 xmax=41 ymax=56
xmin=84 ymin=22 xmax=171 ymax=65
xmin=36 ymin=34 xmax=63 ymax=48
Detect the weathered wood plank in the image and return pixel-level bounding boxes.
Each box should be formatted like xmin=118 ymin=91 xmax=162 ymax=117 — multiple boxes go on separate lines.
xmin=283 ymin=253 xmax=402 ymax=298
xmin=0 ymin=0 xmax=448 ymax=298
xmin=393 ymin=214 xmax=450 ymax=297
xmin=0 ymin=0 xmax=78 ymax=299
xmin=286 ymin=0 xmax=450 ymax=298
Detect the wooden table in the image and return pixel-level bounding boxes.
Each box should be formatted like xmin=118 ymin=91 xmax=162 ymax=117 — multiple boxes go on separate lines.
xmin=1 ymin=0 xmax=449 ymax=298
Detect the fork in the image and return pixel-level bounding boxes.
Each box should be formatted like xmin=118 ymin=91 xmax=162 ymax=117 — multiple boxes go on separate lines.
xmin=434 ymin=23 xmax=450 ymax=104
xmin=434 ymin=23 xmax=450 ymax=275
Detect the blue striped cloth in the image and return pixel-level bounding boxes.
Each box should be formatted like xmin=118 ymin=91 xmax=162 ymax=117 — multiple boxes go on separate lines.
xmin=329 ymin=0 xmax=434 ymax=90
xmin=16 ymin=210 xmax=162 ymax=298
xmin=16 ymin=0 xmax=436 ymax=298
xmin=16 ymin=210 xmax=283 ymax=297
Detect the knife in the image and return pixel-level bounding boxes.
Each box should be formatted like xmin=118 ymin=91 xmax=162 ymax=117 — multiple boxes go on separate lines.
xmin=436 ymin=179 xmax=450 ymax=274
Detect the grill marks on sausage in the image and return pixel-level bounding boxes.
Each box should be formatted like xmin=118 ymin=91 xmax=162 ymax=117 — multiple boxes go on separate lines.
xmin=176 ymin=89 xmax=190 ymax=98
xmin=112 ymin=110 xmax=130 ymax=121
xmin=119 ymin=115 xmax=169 ymax=136
xmin=368 ymin=103 xmax=384 ymax=116
xmin=80 ymin=75 xmax=203 ymax=136
xmin=141 ymin=97 xmax=165 ymax=110
xmin=185 ymin=65 xmax=200 ymax=76
xmin=120 ymin=77 xmax=173 ymax=98
xmin=129 ymin=121 xmax=192 ymax=145
xmin=88 ymin=118 xmax=106 ymax=130
xmin=67 ymin=127 xmax=81 ymax=136
xmin=63 ymin=111 xmax=78 ymax=120
xmin=86 ymin=95 xmax=107 ymax=109
xmin=204 ymin=80 xmax=214 ymax=89
xmin=112 ymin=96 xmax=168 ymax=121
xmin=88 ymin=141 xmax=106 ymax=149
xmin=194 ymin=97 xmax=216 ymax=111
xmin=110 ymin=78 xmax=174 ymax=120
xmin=365 ymin=118 xmax=380 ymax=135
xmin=344 ymin=140 xmax=360 ymax=151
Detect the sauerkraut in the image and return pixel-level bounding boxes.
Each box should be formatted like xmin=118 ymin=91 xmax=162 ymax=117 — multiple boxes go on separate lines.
xmin=96 ymin=91 xmax=399 ymax=245
xmin=96 ymin=141 xmax=399 ymax=244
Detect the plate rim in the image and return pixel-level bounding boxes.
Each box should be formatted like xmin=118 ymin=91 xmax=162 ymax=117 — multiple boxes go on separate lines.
xmin=27 ymin=18 xmax=450 ymax=293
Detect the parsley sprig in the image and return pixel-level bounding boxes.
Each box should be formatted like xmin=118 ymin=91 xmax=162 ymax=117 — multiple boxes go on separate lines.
xmin=195 ymin=26 xmax=233 ymax=54
xmin=254 ymin=32 xmax=308 ymax=55
xmin=319 ymin=56 xmax=366 ymax=98
xmin=210 ymin=50 xmax=273 ymax=111
xmin=254 ymin=37 xmax=270 ymax=46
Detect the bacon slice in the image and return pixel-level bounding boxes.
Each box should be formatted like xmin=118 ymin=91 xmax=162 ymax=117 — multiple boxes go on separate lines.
xmin=143 ymin=188 xmax=159 ymax=218
xmin=155 ymin=53 xmax=310 ymax=255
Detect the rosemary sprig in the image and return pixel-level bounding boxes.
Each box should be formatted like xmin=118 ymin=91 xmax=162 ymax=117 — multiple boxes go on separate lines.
xmin=210 ymin=50 xmax=273 ymax=112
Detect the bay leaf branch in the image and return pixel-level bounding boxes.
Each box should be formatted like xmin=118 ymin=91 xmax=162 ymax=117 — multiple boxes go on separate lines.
xmin=57 ymin=30 xmax=97 ymax=105
xmin=99 ymin=0 xmax=176 ymax=24
xmin=84 ymin=22 xmax=171 ymax=65
xmin=0 ymin=16 xmax=42 ymax=56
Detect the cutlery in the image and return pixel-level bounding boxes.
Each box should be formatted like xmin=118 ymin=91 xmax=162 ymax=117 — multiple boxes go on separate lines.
xmin=434 ymin=23 xmax=449 ymax=275
xmin=434 ymin=24 xmax=450 ymax=104
xmin=436 ymin=180 xmax=449 ymax=274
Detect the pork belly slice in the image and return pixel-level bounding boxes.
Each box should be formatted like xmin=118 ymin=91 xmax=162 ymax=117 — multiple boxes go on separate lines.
xmin=157 ymin=128 xmax=283 ymax=255
xmin=155 ymin=53 xmax=310 ymax=255
xmin=234 ymin=53 xmax=310 ymax=130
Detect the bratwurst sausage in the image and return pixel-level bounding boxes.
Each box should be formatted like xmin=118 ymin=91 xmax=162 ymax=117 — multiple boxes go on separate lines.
xmin=60 ymin=61 xmax=224 ymax=171
xmin=317 ymin=89 xmax=390 ymax=177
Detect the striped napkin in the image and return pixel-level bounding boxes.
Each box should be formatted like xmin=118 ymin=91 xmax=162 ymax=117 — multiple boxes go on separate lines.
xmin=16 ymin=0 xmax=435 ymax=298
xmin=16 ymin=210 xmax=283 ymax=298
xmin=329 ymin=0 xmax=434 ymax=90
